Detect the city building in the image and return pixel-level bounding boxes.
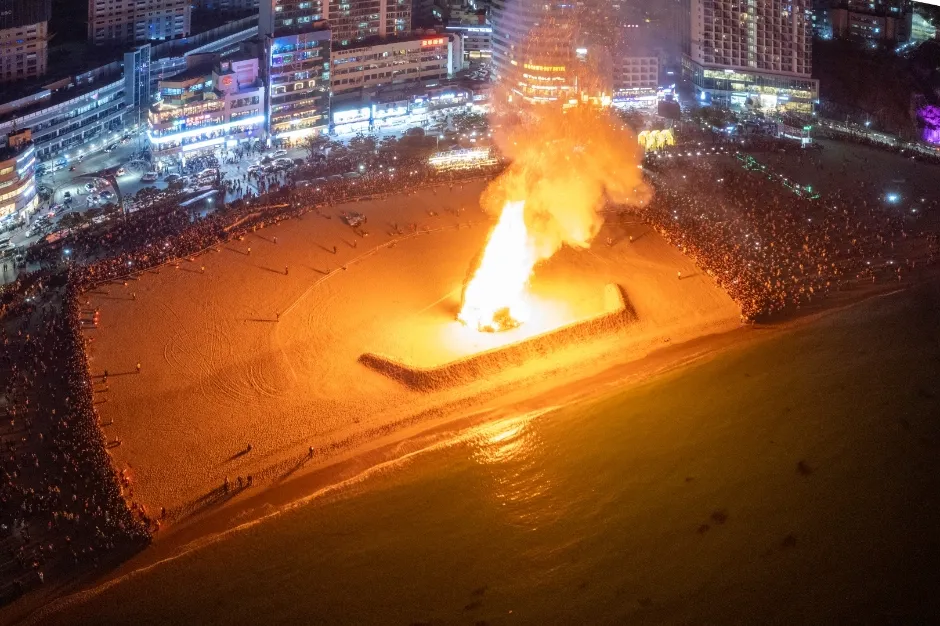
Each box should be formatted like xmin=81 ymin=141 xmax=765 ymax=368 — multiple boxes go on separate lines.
xmin=0 ymin=20 xmax=259 ymax=164
xmin=412 ymin=0 xmax=445 ymax=27
xmin=686 ymin=0 xmax=819 ymax=113
xmin=613 ymin=54 xmax=659 ymax=108
xmin=330 ymin=33 xmax=461 ymax=96
xmin=147 ymin=53 xmax=265 ymax=163
xmin=260 ymin=0 xmax=411 ymax=47
xmin=0 ymin=0 xmax=51 ymax=83
xmin=88 ymin=0 xmax=191 ymax=46
xmin=0 ymin=136 xmax=38 ymax=225
xmin=812 ymin=0 xmax=836 ymax=40
xmin=331 ymin=81 xmax=474 ymax=133
xmin=491 ymin=0 xmax=578 ymax=105
xmin=445 ymin=22 xmax=491 ymax=66
xmin=327 ymin=0 xmax=412 ymax=45
xmin=261 ymin=2 xmax=333 ymax=142
xmin=828 ymin=0 xmax=913 ymax=43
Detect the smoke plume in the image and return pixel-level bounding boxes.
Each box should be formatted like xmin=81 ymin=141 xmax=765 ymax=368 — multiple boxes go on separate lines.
xmin=482 ymin=106 xmax=651 ymax=263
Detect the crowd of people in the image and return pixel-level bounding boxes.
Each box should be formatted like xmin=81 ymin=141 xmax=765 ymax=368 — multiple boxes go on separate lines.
xmin=0 ymin=284 xmax=150 ymax=602
xmin=643 ymin=149 xmax=929 ymax=320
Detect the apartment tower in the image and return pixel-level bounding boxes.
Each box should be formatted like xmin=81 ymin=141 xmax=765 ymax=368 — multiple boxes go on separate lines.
xmin=490 ymin=0 xmax=578 ymax=104
xmin=686 ymin=0 xmax=818 ymax=112
xmin=0 ymin=0 xmax=51 ymax=82
xmin=260 ymin=0 xmax=333 ymax=141
xmin=87 ymin=0 xmax=191 ymax=45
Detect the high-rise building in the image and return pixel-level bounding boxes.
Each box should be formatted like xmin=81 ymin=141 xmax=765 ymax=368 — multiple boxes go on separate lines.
xmin=686 ymin=0 xmax=819 ymax=112
xmin=0 ymin=0 xmax=51 ymax=83
xmin=260 ymin=1 xmax=333 ymax=141
xmin=87 ymin=0 xmax=191 ymax=45
xmin=327 ymin=0 xmax=411 ymax=45
xmin=490 ymin=0 xmax=578 ymax=104
xmin=260 ymin=0 xmax=411 ymax=47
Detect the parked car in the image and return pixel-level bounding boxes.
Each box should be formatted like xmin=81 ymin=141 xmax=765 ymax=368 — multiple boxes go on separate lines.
xmin=272 ymin=149 xmax=288 ymax=158
xmin=84 ymin=182 xmax=97 ymax=192
xmin=141 ymin=171 xmax=158 ymax=183
xmin=100 ymin=190 xmax=114 ymax=200
xmin=116 ymin=167 xmax=126 ymax=176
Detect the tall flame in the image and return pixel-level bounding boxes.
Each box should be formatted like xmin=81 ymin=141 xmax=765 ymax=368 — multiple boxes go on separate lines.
xmin=458 ymin=200 xmax=535 ymax=332
xmin=457 ymin=107 xmax=650 ymax=333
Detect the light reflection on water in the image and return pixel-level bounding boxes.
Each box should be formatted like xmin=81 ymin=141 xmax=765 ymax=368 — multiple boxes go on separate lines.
xmin=467 ymin=407 xmax=561 ymax=530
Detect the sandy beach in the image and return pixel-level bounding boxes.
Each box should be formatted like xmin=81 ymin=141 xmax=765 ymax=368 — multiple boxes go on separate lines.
xmin=83 ymin=178 xmax=741 ymax=529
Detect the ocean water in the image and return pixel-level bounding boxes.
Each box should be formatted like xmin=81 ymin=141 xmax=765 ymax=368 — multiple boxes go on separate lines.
xmin=35 ymin=284 xmax=940 ymax=625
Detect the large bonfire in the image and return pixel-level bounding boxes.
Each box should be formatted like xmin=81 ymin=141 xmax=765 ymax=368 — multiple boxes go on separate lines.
xmin=458 ymin=107 xmax=651 ymax=332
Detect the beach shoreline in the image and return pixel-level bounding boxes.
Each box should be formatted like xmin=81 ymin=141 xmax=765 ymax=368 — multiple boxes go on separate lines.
xmin=4 ymin=266 xmax=930 ymax=626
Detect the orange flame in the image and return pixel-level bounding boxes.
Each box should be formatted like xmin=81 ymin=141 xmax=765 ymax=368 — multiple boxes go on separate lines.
xmin=458 ymin=200 xmax=536 ymax=332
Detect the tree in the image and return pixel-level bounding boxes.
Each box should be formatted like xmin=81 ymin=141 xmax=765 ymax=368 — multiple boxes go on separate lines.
xmin=303 ymin=134 xmax=331 ymax=161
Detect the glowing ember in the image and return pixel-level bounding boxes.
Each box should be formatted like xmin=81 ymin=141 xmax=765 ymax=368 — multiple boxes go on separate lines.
xmin=458 ymin=200 xmax=536 ymax=332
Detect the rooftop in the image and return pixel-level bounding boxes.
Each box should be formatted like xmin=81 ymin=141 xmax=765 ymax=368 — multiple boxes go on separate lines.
xmin=0 ymin=77 xmax=120 ymax=126
xmin=0 ymin=41 xmax=126 ymax=104
xmin=0 ymin=141 xmax=32 ymax=162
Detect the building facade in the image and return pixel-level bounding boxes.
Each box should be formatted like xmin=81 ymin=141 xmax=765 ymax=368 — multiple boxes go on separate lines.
xmin=491 ymin=0 xmax=578 ymax=104
xmin=88 ymin=0 xmax=191 ymax=45
xmin=264 ymin=26 xmax=332 ymax=141
xmin=445 ymin=23 xmax=491 ymax=66
xmin=331 ymin=34 xmax=460 ymax=95
xmin=686 ymin=0 xmax=818 ymax=113
xmin=828 ymin=0 xmax=913 ymax=43
xmin=148 ymin=54 xmax=265 ymax=161
xmin=0 ymin=18 xmax=48 ymax=83
xmin=260 ymin=0 xmax=410 ymax=46
xmin=327 ymin=0 xmax=411 ymax=45
xmin=613 ymin=54 xmax=659 ymax=107
xmin=0 ymin=0 xmax=51 ymax=83
xmin=0 ymin=139 xmax=38 ymax=225
xmin=0 ymin=22 xmax=259 ymax=165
